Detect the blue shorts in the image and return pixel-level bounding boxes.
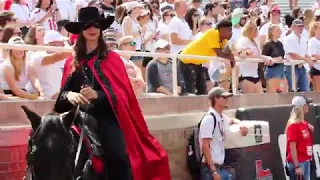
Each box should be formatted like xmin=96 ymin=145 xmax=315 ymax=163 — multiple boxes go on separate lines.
xmin=264 ymin=64 xmax=285 ymax=80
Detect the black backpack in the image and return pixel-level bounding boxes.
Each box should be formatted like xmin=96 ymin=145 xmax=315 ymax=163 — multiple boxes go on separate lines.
xmin=186 ymin=112 xmax=217 ymax=180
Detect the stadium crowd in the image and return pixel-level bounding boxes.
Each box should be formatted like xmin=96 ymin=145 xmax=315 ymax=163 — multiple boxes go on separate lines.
xmin=0 ymin=0 xmax=318 ymax=100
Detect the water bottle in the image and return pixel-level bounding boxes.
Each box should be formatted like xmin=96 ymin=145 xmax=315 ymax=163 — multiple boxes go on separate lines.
xmin=188 ymin=145 xmax=193 ymax=156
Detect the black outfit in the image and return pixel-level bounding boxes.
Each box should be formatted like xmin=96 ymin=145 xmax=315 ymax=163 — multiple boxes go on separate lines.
xmin=261 ymin=40 xmax=285 ymax=67
xmin=54 ymin=50 xmax=133 ymax=180
xmin=178 ymin=53 xmax=207 ymax=95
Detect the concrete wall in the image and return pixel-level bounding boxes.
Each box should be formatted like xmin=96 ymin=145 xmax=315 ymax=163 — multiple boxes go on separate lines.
xmin=1 ymin=92 xmax=320 ymax=180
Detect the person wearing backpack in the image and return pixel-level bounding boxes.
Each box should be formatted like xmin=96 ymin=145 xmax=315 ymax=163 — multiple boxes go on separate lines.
xmin=199 ymin=87 xmax=248 ymax=180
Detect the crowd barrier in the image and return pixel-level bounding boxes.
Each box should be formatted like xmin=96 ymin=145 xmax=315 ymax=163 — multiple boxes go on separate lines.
xmin=235 ymin=104 xmax=320 ymax=180
xmin=0 ymin=43 xmax=309 ymax=96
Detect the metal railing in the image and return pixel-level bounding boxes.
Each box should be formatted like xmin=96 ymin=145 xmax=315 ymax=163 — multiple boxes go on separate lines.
xmin=0 ymin=43 xmax=306 ymax=96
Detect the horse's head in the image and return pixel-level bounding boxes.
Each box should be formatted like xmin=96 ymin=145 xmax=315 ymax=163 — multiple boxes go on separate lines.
xmin=21 ymin=105 xmax=79 ymax=180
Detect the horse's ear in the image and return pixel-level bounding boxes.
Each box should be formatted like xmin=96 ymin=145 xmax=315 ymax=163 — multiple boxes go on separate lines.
xmin=63 ymin=106 xmax=79 ymax=129
xmin=21 ymin=106 xmax=41 ymax=130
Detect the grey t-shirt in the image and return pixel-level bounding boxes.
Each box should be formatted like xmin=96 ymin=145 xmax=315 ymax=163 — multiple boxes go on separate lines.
xmin=146 ymin=59 xmax=184 ymax=93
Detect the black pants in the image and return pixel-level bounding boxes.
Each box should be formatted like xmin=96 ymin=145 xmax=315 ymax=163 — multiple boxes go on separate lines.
xmin=179 ymin=61 xmax=207 ymax=95
xmin=96 ymin=116 xmax=133 ymax=180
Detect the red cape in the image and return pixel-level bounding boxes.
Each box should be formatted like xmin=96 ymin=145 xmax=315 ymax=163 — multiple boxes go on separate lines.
xmin=61 ymin=51 xmax=171 ymax=180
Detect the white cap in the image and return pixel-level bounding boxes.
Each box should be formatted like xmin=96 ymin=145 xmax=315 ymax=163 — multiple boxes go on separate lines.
xmin=292 ymin=96 xmax=312 ymax=108
xmin=154 ymin=39 xmax=170 ymax=51
xmin=44 ymin=30 xmax=65 ymax=44
xmin=125 ymin=1 xmax=143 ymax=12
xmin=8 ymin=36 xmax=24 ymax=44
xmin=232 ymin=8 xmax=244 ymax=19
xmin=315 ymin=9 xmax=320 ymax=17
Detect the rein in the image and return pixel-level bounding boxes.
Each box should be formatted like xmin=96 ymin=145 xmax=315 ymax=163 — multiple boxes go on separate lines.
xmin=27 ymin=105 xmax=87 ymax=180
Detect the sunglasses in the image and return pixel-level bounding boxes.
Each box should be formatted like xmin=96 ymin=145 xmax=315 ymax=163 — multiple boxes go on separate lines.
xmin=152 ymin=5 xmax=159 ymax=9
xmin=203 ymin=22 xmax=212 ymax=26
xmin=165 ymin=14 xmax=175 ymax=17
xmin=122 ymin=41 xmax=136 ymax=46
xmin=8 ymin=18 xmax=16 ymax=22
xmin=82 ymin=22 xmax=100 ymax=31
xmin=193 ymin=14 xmax=200 ymax=17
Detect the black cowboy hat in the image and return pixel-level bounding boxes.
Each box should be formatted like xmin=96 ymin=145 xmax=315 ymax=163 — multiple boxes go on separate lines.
xmin=65 ymin=7 xmax=114 ymax=34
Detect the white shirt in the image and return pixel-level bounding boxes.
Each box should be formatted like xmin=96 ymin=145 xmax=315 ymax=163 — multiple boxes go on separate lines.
xmin=199 ymin=108 xmax=231 ymax=165
xmin=260 ymin=22 xmax=286 ymax=42
xmin=236 ymin=36 xmax=261 ymax=78
xmin=145 ymin=20 xmax=157 ymax=52
xmin=308 ymin=37 xmax=320 ymax=71
xmin=10 ymin=3 xmax=30 ymax=23
xmin=168 ymin=16 xmax=194 ymax=54
xmin=30 ymin=8 xmax=57 ymax=30
xmin=157 ymin=22 xmax=170 ymax=38
xmin=27 ymin=51 xmax=65 ymax=98
xmin=284 ymin=32 xmax=308 ymax=69
xmin=122 ymin=17 xmax=142 ymax=51
xmin=0 ymin=60 xmax=29 ymax=90
xmin=229 ymin=27 xmax=242 ymax=48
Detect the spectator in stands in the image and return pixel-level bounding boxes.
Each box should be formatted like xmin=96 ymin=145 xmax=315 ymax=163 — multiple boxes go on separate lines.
xmin=229 ymin=8 xmax=247 ymax=50
xmin=149 ymin=0 xmax=160 ymax=20
xmin=262 ymin=24 xmax=286 ymax=93
xmin=30 ymin=0 xmax=61 ymax=31
xmin=156 ymin=5 xmax=174 ymax=42
xmin=181 ymin=20 xmax=234 ymax=92
xmin=104 ymin=31 xmax=117 ymax=50
xmin=0 ymin=11 xmax=16 ymax=27
xmin=196 ymin=17 xmax=212 ymax=39
xmin=146 ymin=39 xmax=184 ymax=96
xmin=308 ymin=22 xmax=320 ymax=92
xmin=98 ymin=0 xmax=115 ymax=17
xmin=0 ymin=37 xmax=43 ymax=99
xmin=203 ymin=2 xmax=224 ymax=27
xmin=189 ymin=0 xmax=203 ymax=16
xmin=260 ymin=0 xmax=273 ymax=21
xmin=286 ymin=96 xmax=312 ymax=180
xmin=122 ymin=1 xmax=144 ymax=68
xmin=284 ymin=13 xmax=295 ymax=35
xmin=291 ymin=7 xmax=302 ymax=19
xmin=118 ymin=35 xmax=146 ymax=96
xmin=24 ymin=24 xmax=45 ymax=46
xmin=27 ymin=30 xmax=69 ymax=99
xmin=247 ymin=0 xmax=258 ymax=10
xmin=199 ymin=87 xmax=247 ymax=180
xmin=1 ymin=25 xmax=21 ymax=60
xmin=284 ymin=19 xmax=313 ymax=92
xmin=142 ymin=2 xmax=158 ymax=73
xmin=9 ymin=0 xmax=31 ymax=36
xmin=260 ymin=6 xmax=286 ymax=46
xmin=110 ymin=4 xmax=125 ymax=38
xmin=185 ymin=8 xmax=200 ymax=35
xmin=237 ymin=20 xmax=273 ymax=93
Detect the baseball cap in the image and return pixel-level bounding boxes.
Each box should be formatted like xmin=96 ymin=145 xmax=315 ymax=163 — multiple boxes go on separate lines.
xmin=292 ymin=96 xmax=312 ymax=108
xmin=231 ymin=8 xmax=244 ymax=25
xmin=315 ymin=9 xmax=320 ymax=17
xmin=44 ymin=30 xmax=65 ymax=44
xmin=292 ymin=19 xmax=304 ymax=26
xmin=8 ymin=36 xmax=24 ymax=44
xmin=154 ymin=39 xmax=170 ymax=51
xmin=208 ymin=87 xmax=233 ymax=100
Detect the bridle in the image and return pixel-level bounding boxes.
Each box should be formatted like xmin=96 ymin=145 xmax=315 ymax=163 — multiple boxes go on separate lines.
xmin=27 ymin=105 xmax=86 ymax=180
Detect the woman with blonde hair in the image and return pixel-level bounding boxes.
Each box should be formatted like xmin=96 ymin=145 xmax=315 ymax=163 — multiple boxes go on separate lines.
xmin=262 ymin=24 xmax=287 ymax=93
xmin=0 ymin=37 xmax=43 ymax=99
xmin=285 ymin=96 xmax=313 ymax=180
xmin=236 ymin=20 xmax=273 ymax=93
xmin=308 ymin=22 xmax=320 ymax=92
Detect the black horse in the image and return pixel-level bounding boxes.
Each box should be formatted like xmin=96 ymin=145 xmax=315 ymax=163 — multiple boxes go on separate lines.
xmin=21 ymin=105 xmax=104 ymax=180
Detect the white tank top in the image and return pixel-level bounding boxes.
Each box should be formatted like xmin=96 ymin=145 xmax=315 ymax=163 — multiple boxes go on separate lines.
xmin=0 ymin=60 xmax=29 ymax=90
xmin=129 ymin=17 xmax=142 ymax=51
xmin=145 ymin=19 xmax=157 ymax=52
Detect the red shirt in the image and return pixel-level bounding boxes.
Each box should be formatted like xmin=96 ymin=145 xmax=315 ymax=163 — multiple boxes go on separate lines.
xmin=286 ymin=122 xmax=312 ymax=163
